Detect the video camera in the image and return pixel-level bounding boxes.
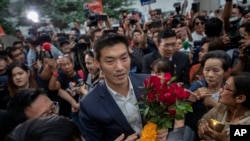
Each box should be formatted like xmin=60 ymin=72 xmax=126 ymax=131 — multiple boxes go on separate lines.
xmin=172 ymin=14 xmax=185 ymax=28
xmin=226 ymin=16 xmax=242 ymax=50
xmin=172 ymin=2 xmax=185 ymax=28
xmin=71 ymin=42 xmax=88 ymax=53
xmin=86 ymin=10 xmax=107 ymax=27
xmin=129 ymin=17 xmax=137 ymax=25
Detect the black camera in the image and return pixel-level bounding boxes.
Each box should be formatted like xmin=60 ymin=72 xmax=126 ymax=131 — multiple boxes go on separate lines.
xmin=172 ymin=14 xmax=185 ymax=28
xmin=149 ymin=21 xmax=162 ymax=29
xmin=227 ymin=17 xmax=242 ymax=50
xmin=130 ymin=17 xmax=137 ymax=25
xmin=71 ymin=42 xmax=88 ymax=53
xmin=86 ymin=11 xmax=107 ymax=27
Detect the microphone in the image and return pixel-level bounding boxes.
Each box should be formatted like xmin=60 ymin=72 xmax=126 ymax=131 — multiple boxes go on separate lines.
xmin=182 ymin=40 xmax=189 ymax=50
xmin=42 ymin=42 xmax=53 ymax=58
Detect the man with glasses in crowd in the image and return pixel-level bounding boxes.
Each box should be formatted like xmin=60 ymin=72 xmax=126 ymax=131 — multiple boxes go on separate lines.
xmin=142 ymin=28 xmax=190 ymax=88
xmin=0 ymin=88 xmax=59 ymax=140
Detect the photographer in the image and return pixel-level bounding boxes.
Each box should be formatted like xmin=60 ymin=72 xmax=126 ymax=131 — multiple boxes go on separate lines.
xmin=85 ymin=11 xmax=112 ymax=30
xmin=232 ymin=22 xmax=250 ymax=72
xmin=67 ymin=27 xmax=89 ymax=73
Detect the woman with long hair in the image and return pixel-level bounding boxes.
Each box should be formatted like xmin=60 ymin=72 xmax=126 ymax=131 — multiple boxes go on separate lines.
xmin=7 ymin=62 xmax=37 ymax=96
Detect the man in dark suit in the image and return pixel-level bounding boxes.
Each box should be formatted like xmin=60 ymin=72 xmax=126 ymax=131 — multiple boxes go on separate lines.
xmin=142 ymin=28 xmax=190 ymax=88
xmin=79 ymin=34 xmax=168 ymax=141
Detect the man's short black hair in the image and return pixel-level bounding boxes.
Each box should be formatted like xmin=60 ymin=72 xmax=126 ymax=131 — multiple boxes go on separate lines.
xmin=205 ymin=17 xmax=223 ymax=37
xmin=12 ymin=41 xmax=23 ymax=47
xmin=91 ymin=28 xmax=102 ymax=40
xmin=70 ymin=27 xmax=80 ymax=35
xmin=7 ymin=47 xmax=23 ymax=59
xmin=7 ymin=89 xmax=47 ymax=123
xmin=233 ymin=4 xmax=243 ymax=14
xmin=94 ymin=33 xmax=129 ymax=62
xmin=157 ymin=28 xmax=176 ymax=43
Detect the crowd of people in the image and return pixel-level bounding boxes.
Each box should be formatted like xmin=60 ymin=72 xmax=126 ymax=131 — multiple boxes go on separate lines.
xmin=1 ymin=0 xmax=250 ymax=141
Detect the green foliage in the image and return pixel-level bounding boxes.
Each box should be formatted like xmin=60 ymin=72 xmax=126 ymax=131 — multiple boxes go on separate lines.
xmin=0 ymin=18 xmax=15 ymax=34
xmin=22 ymin=0 xmax=134 ymax=29
xmin=0 ymin=0 xmax=15 ymax=34
xmin=0 ymin=0 xmax=8 ymax=9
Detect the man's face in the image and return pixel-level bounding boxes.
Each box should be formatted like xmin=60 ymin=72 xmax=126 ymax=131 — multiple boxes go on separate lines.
xmin=25 ymin=95 xmax=58 ymax=119
xmin=61 ymin=43 xmax=71 ymax=53
xmin=232 ymin=8 xmax=242 ymax=18
xmin=158 ymin=37 xmax=177 ymax=58
xmin=133 ymin=32 xmax=142 ymax=44
xmin=11 ymin=49 xmax=25 ymax=63
xmin=244 ymin=12 xmax=250 ymax=24
xmin=0 ymin=58 xmax=7 ymax=71
xmin=99 ymin=43 xmax=130 ymax=88
xmin=117 ymin=27 xmax=125 ymax=35
xmin=14 ymin=43 xmax=23 ymax=51
xmin=69 ymin=30 xmax=76 ymax=42
xmin=93 ymin=31 xmax=103 ymax=42
xmin=15 ymin=32 xmax=24 ymax=40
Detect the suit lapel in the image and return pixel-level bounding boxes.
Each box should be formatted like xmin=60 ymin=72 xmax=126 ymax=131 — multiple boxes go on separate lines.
xmin=130 ymin=74 xmax=147 ymax=125
xmin=100 ymin=83 xmax=135 ymax=135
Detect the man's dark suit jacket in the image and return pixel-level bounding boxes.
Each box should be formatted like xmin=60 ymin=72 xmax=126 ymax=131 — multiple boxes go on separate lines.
xmin=79 ymin=73 xmax=149 ymax=141
xmin=142 ymin=51 xmax=190 ymax=88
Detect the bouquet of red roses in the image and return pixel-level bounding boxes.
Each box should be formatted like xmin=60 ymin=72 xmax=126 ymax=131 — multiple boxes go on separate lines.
xmin=139 ymin=73 xmax=193 ymax=141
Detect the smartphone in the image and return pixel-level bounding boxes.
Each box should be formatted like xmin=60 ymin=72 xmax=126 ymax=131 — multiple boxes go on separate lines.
xmin=149 ymin=21 xmax=162 ymax=29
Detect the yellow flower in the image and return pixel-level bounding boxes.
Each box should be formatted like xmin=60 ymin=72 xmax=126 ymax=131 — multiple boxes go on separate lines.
xmin=141 ymin=122 xmax=157 ymax=141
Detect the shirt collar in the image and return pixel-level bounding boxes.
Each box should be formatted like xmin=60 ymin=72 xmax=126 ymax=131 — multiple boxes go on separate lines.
xmin=106 ymin=77 xmax=134 ymax=97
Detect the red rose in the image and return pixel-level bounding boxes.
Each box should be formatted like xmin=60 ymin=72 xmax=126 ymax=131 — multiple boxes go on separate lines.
xmin=165 ymin=93 xmax=176 ymax=106
xmin=161 ymin=83 xmax=168 ymax=93
xmin=158 ymin=92 xmax=166 ymax=102
xmin=168 ymin=83 xmax=178 ymax=94
xmin=182 ymin=90 xmax=190 ymax=99
xmin=164 ymin=73 xmax=172 ymax=82
xmin=144 ymin=77 xmax=151 ymax=88
xmin=150 ymin=76 xmax=161 ymax=91
xmin=168 ymin=109 xmax=176 ymax=116
xmin=147 ymin=92 xmax=155 ymax=102
xmin=175 ymin=87 xmax=190 ymax=100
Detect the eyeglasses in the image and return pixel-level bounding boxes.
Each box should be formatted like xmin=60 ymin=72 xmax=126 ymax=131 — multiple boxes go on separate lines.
xmin=160 ymin=43 xmax=176 ymax=49
xmin=222 ymin=84 xmax=235 ymax=92
xmin=41 ymin=101 xmax=60 ymax=117
xmin=195 ymin=22 xmax=204 ymax=26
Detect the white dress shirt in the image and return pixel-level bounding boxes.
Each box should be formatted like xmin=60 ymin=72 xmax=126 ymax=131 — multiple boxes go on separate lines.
xmin=106 ymin=77 xmax=142 ymax=133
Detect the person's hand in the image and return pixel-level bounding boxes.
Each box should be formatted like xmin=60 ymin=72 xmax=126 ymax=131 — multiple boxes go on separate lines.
xmin=203 ymin=96 xmax=219 ymax=107
xmin=48 ymin=59 xmax=58 ymax=71
xmin=79 ymin=84 xmax=88 ymax=96
xmin=114 ymin=133 xmax=139 ymax=141
xmin=32 ymin=62 xmax=39 ymax=71
xmin=196 ymin=87 xmax=213 ymax=99
xmin=239 ymin=37 xmax=250 ymax=48
xmin=198 ymin=120 xmax=211 ymax=140
xmin=222 ymin=34 xmax=231 ymax=45
xmin=157 ymin=129 xmax=168 ymax=141
xmin=143 ymin=20 xmax=153 ymax=30
xmin=206 ymin=126 xmax=228 ymax=141
xmin=69 ymin=41 xmax=76 ymax=49
xmin=71 ymin=102 xmax=80 ymax=113
xmin=187 ymin=91 xmax=199 ymax=103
